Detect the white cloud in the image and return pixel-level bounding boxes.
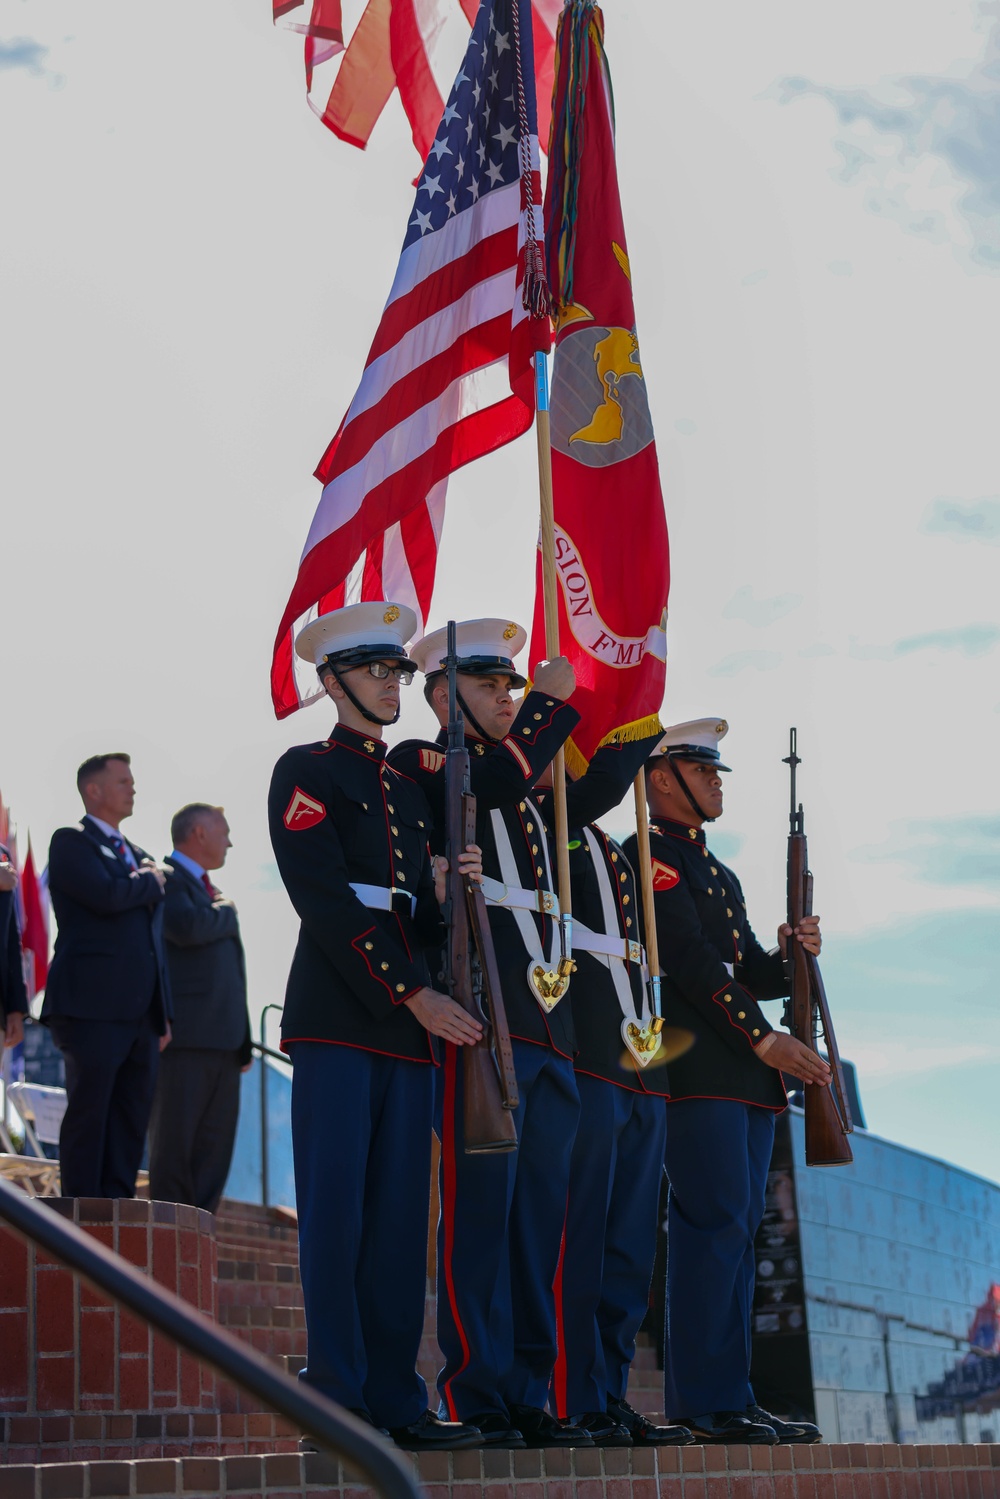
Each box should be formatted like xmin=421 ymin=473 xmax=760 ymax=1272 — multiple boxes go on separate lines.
xmin=772 ymin=6 xmax=1000 ymax=270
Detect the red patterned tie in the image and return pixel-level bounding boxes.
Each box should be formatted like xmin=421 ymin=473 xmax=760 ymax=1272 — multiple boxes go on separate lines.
xmin=201 ymin=873 xmax=218 ymax=900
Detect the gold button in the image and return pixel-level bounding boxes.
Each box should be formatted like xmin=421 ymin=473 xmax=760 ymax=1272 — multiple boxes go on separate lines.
xmin=365 ymin=942 xmax=373 ymax=951
xmin=388 ymin=804 xmax=395 ymax=813
xmin=526 ymin=823 xmax=534 ymax=833
xmin=724 ymin=994 xmax=732 ymax=1003
xmin=620 ymin=872 xmax=627 ymax=883
xmin=720 ymin=887 xmax=726 ymax=896
xmin=727 ymin=907 xmax=733 ymax=918
xmin=611 ymin=853 xmax=618 ymax=862
xmin=711 ymin=866 xmax=718 ymax=875
xmin=546 ymin=700 xmax=554 ymax=706
xmin=707 ymin=887 xmax=713 ymax=895
xmin=689 ymin=829 xmax=697 ymax=839
xmin=536 ymin=866 xmax=543 ymax=877
xmin=519 ymin=802 xmax=526 ymax=811
xmin=738 ymin=1011 xmax=746 ymax=1019
xmin=523 ymin=728 xmax=531 ymax=736
xmin=531 ymin=844 xmax=539 ymax=855
xmin=732 ymin=929 xmax=739 ymax=938
xmin=753 ymin=1028 xmax=761 ymax=1037
xmin=626 ymin=918 xmax=633 ymax=928
xmin=395 ymin=848 xmax=403 ymax=858
xmin=738 ymin=951 xmax=743 ymax=961
xmin=397 ymin=872 xmax=406 ymax=882
xmin=395 ymin=984 xmax=405 ymax=994
xmin=703 ymin=848 xmax=709 ymax=858
xmin=381 ymin=962 xmax=389 ymax=971
xmin=362 ymin=802 xmax=368 ymax=810
xmin=391 ymin=826 xmax=399 ymax=835
xmin=533 ymin=713 xmax=542 ymax=721
xmin=622 ymin=895 xmax=630 ymax=905
xmin=418 ymin=820 xmax=425 ymax=828
xmin=382 ymin=780 xmax=390 ymax=789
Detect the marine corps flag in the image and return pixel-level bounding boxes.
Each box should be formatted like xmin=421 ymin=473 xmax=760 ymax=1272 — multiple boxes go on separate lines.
xmin=529 ymin=1 xmax=668 ymax=774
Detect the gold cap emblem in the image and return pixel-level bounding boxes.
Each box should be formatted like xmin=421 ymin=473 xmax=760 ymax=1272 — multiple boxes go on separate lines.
xmin=503 ymin=622 xmax=517 ymax=641
xmin=383 ymin=605 xmax=401 ymax=624
xmin=715 ymin=720 xmax=728 ymax=734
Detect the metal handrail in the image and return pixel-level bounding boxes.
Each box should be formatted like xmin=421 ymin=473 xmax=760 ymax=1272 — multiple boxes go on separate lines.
xmin=0 ymin=1179 xmax=420 ymax=1499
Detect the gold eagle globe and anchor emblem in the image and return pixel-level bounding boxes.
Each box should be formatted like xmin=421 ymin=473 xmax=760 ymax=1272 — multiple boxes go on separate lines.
xmin=550 ymin=241 xmax=655 ymax=467
xmin=383 ymin=605 xmax=401 ymax=624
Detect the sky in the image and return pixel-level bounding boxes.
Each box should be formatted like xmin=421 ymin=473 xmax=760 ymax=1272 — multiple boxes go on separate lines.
xmin=1 ymin=0 xmax=998 ymax=1180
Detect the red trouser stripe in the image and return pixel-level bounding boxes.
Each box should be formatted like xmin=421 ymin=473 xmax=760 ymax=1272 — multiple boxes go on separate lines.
xmin=551 ymin=1204 xmax=569 ymax=1419
xmin=439 ymin=1044 xmax=472 ymax=1421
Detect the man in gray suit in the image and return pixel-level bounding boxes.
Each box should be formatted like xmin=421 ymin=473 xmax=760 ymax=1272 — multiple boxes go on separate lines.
xmin=148 ymin=803 xmax=252 ymax=1213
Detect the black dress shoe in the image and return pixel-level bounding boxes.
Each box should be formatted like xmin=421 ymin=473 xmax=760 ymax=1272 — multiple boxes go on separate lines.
xmin=676 ymin=1411 xmax=777 ymax=1444
xmin=465 ymin=1411 xmax=527 ymax=1448
xmin=388 ymin=1410 xmax=483 ymax=1450
xmin=571 ymin=1412 xmax=633 ymax=1446
xmin=746 ymin=1405 xmax=822 ymax=1444
xmin=300 ymin=1410 xmax=390 ymax=1449
xmin=507 ymin=1404 xmax=594 ymax=1447
xmin=606 ymin=1397 xmax=693 ymax=1446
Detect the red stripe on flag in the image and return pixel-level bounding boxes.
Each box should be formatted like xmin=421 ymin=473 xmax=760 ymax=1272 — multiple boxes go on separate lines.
xmin=390 ymin=0 xmax=445 ymax=166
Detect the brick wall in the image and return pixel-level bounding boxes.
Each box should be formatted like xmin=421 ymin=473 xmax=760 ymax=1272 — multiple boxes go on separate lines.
xmin=0 ymin=1199 xmax=217 ymax=1418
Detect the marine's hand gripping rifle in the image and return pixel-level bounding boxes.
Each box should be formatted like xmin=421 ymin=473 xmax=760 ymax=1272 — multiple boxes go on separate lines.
xmin=442 ymin=621 xmax=519 ymax=1153
xmin=784 ymin=728 xmax=854 ymax=1167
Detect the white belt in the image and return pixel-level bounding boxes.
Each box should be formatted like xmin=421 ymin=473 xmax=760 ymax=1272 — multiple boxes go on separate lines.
xmin=573 ymin=922 xmax=645 ymax=969
xmin=480 ymin=874 xmax=560 ymax=917
xmin=350 ymin=882 xmax=417 ymax=917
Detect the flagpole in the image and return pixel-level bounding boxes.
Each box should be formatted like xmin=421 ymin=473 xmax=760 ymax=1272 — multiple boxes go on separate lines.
xmin=632 ymin=774 xmax=663 ymax=1033
xmin=535 ymin=350 xmax=574 ymax=960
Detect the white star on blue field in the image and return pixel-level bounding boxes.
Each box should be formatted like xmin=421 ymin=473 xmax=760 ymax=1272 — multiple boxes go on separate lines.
xmin=405 ymin=0 xmax=521 ymax=248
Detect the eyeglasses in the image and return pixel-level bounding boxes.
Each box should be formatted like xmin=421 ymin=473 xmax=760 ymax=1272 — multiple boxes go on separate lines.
xmin=355 ymin=661 xmax=414 ymax=685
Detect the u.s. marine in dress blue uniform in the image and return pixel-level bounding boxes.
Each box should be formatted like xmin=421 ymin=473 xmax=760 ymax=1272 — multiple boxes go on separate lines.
xmin=624 ymin=720 xmax=827 ymax=1447
xmin=532 ymin=735 xmax=691 ymax=1448
xmin=390 ymin=619 xmax=598 ymax=1448
xmin=268 ymin=602 xmax=482 ymax=1452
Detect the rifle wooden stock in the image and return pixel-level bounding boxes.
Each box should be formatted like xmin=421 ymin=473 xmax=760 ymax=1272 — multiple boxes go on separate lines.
xmin=787 ymin=827 xmax=854 ymax=1168
xmin=444 ymin=697 xmax=518 ymax=1155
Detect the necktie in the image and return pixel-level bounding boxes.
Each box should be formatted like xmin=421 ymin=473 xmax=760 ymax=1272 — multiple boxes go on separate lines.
xmin=201 ymin=873 xmax=219 ymax=900
xmin=109 ymin=834 xmax=131 ymax=867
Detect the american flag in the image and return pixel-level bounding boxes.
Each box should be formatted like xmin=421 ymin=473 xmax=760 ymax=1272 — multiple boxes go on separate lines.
xmin=273 ymin=0 xmax=560 ymax=166
xmin=271 ymin=0 xmax=548 ymax=718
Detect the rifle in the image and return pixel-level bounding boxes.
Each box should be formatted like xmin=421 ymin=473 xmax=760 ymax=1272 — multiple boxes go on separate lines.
xmin=784 ymin=728 xmax=854 ymax=1167
xmin=442 ymin=621 xmax=519 ymax=1154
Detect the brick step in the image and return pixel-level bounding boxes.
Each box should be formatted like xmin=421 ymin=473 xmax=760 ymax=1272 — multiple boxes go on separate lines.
xmin=2 ymin=1443 xmax=998 ymax=1499
xmin=217 ymin=1259 xmax=300 ymax=1286
xmin=0 ymin=1411 xmax=298 ymax=1465
xmin=219 ymin=1304 xmax=306 ymax=1331
xmin=217 ymin=1278 xmax=304 ymax=1310
xmin=216 ymin=1242 xmax=300 ymax=1266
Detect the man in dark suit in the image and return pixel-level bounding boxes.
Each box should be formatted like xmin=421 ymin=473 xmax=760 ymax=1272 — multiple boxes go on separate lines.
xmin=1 ymin=849 xmax=28 ymax=1052
xmin=42 ymin=753 xmax=172 ymax=1198
xmin=148 ymin=803 xmax=252 ymax=1213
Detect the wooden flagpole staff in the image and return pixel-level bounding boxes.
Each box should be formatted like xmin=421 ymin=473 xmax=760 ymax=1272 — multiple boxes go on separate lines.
xmin=535 ymin=351 xmax=575 ymax=988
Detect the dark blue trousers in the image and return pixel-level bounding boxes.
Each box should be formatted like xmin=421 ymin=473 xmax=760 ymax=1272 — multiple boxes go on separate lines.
xmin=662 ymin=1098 xmax=776 ymax=1417
xmin=552 ymin=1076 xmax=666 ymax=1417
xmin=435 ymin=1037 xmax=580 ymax=1420
xmin=49 ymin=1013 xmax=160 ymax=1199
xmin=289 ymin=1042 xmax=433 ymax=1427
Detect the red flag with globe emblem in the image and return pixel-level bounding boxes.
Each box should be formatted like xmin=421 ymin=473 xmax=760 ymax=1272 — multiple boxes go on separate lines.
xmin=528 ymin=2 xmax=668 ymax=775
